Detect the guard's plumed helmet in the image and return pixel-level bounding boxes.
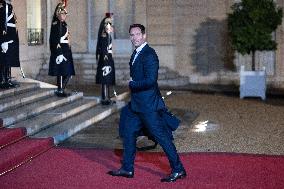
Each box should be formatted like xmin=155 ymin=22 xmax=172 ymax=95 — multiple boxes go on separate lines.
xmin=104 ymin=13 xmax=113 ymax=27
xmin=56 ymin=2 xmax=67 ymax=16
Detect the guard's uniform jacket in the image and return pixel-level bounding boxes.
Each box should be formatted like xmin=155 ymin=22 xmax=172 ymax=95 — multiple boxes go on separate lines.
xmin=0 ymin=2 xmax=20 ymax=67
xmin=48 ymin=20 xmax=75 ymax=76
xmin=95 ymin=33 xmax=115 ymax=85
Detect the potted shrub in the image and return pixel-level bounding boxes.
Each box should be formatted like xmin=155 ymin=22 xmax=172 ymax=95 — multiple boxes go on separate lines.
xmin=228 ymin=0 xmax=282 ymax=100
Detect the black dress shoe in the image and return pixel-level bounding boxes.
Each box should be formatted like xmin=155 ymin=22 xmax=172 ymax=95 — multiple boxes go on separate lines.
xmin=161 ymin=170 xmax=187 ymax=182
xmin=107 ymin=169 xmax=134 ymax=178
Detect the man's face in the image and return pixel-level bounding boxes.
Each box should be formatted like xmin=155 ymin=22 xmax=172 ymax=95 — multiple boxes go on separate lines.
xmin=129 ymin=27 xmax=146 ymax=48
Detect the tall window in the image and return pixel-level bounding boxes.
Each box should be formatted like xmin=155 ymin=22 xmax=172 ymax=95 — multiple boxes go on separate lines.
xmin=92 ymin=0 xmax=133 ymax=40
xmin=27 ymin=0 xmax=44 ymax=45
xmin=89 ymin=0 xmax=133 ymax=54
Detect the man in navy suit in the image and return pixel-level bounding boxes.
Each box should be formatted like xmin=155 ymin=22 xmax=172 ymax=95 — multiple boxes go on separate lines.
xmin=108 ymin=24 xmax=186 ymax=182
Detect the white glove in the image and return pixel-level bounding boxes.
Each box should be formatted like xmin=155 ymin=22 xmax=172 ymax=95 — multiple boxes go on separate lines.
xmin=1 ymin=40 xmax=13 ymax=53
xmin=56 ymin=54 xmax=67 ymax=64
xmin=1 ymin=42 xmax=8 ymax=53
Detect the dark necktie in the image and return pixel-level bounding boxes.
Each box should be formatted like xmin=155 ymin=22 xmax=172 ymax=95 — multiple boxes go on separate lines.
xmin=130 ymin=49 xmax=137 ymax=64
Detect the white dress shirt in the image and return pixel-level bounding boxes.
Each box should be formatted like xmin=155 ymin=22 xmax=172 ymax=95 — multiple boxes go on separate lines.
xmin=132 ymin=42 xmax=147 ymax=65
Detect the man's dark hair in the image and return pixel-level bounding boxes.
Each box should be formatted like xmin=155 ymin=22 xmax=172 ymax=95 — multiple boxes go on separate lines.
xmin=129 ymin=24 xmax=146 ymax=34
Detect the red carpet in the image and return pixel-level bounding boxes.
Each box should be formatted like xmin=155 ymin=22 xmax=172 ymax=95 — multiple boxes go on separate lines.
xmin=0 ymin=137 xmax=54 ymax=175
xmin=0 ymin=148 xmax=283 ymax=189
xmin=0 ymin=128 xmax=26 ymax=148
xmin=0 ymin=125 xmax=53 ymax=175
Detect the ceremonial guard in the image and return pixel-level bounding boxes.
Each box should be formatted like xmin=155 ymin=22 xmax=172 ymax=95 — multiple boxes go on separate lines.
xmin=0 ymin=0 xmax=20 ymax=89
xmin=48 ymin=1 xmax=75 ymax=97
xmin=96 ymin=13 xmax=115 ymax=105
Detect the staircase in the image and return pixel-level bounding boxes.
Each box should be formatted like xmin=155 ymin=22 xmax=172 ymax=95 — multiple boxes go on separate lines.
xmin=36 ymin=53 xmax=190 ymax=87
xmin=0 ymin=81 xmax=127 ymax=176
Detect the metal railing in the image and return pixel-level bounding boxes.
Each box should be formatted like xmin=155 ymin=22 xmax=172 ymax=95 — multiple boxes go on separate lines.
xmin=27 ymin=28 xmax=44 ymax=46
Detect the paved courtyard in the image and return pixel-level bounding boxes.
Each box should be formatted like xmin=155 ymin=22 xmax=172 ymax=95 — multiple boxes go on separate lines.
xmin=60 ymin=86 xmax=284 ymax=156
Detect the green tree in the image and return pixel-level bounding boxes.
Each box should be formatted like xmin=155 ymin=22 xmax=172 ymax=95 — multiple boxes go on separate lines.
xmin=228 ymin=0 xmax=282 ymax=71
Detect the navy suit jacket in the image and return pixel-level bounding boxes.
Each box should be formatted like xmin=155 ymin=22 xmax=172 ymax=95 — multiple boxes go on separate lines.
xmin=129 ymin=44 xmax=165 ymax=113
xmin=119 ymin=103 xmax=181 ymax=140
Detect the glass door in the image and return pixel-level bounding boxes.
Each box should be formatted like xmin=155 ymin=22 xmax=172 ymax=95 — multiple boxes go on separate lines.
xmin=88 ymin=0 xmax=133 ymax=54
xmin=26 ymin=0 xmax=44 ymax=45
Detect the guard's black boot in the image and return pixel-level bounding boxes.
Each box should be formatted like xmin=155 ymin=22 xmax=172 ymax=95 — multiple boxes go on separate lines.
xmin=7 ymin=80 xmax=18 ymax=88
xmin=101 ymin=99 xmax=111 ymax=105
xmin=55 ymin=89 xmax=68 ymax=97
xmin=0 ymin=82 xmax=7 ymax=89
xmin=55 ymin=76 xmax=67 ymax=97
xmin=101 ymin=84 xmax=112 ymax=105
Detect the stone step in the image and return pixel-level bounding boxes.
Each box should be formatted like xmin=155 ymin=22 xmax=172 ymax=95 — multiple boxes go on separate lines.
xmin=31 ymin=100 xmax=125 ymax=144
xmin=38 ymin=69 xmax=49 ymax=76
xmin=37 ymin=53 xmax=190 ymax=87
xmin=73 ymin=53 xmax=129 ymax=60
xmin=36 ymin=74 xmax=54 ymax=85
xmin=0 ymin=89 xmax=54 ymax=112
xmin=158 ymin=77 xmax=189 ymax=86
xmin=43 ymin=57 xmax=157 ymax=69
xmin=158 ymin=67 xmax=169 ymax=74
xmin=116 ymin=77 xmax=189 ymax=87
xmin=80 ymin=55 xmax=130 ymax=63
xmin=78 ymin=61 xmax=129 ymax=69
xmin=9 ymin=97 xmax=100 ymax=136
xmin=0 ymin=83 xmax=40 ymax=99
xmin=0 ymin=92 xmax=83 ymax=127
xmin=42 ymin=63 xmax=49 ymax=69
xmin=41 ymin=63 xmax=168 ymax=75
xmin=158 ymin=72 xmax=179 ymax=80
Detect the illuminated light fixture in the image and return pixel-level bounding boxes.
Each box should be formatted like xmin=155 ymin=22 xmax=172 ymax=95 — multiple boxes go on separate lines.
xmin=192 ymin=120 xmax=209 ymax=132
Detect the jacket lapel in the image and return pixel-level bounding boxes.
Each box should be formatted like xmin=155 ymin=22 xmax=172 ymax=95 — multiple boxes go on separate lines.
xmin=132 ymin=44 xmax=148 ymax=67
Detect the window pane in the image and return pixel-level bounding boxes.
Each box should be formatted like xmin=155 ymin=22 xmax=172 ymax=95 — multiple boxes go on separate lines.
xmin=27 ymin=0 xmax=41 ymax=29
xmin=26 ymin=0 xmax=43 ymax=45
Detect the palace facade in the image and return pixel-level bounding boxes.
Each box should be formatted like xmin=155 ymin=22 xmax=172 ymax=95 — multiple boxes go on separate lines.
xmin=12 ymin=0 xmax=284 ymax=89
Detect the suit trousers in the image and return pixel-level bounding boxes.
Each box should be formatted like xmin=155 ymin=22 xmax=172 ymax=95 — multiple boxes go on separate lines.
xmin=121 ymin=107 xmax=184 ymax=173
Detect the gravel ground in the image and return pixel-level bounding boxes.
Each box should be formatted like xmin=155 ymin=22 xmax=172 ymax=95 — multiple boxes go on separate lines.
xmin=61 ymin=86 xmax=284 ymax=156
xmin=166 ymin=91 xmax=284 ymax=155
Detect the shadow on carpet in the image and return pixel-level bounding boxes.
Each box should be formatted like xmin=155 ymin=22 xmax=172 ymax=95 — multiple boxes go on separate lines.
xmin=0 ymin=148 xmax=283 ymax=189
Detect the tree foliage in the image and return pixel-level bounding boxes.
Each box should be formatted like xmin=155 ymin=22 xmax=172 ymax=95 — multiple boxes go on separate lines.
xmin=228 ymin=0 xmax=282 ymax=70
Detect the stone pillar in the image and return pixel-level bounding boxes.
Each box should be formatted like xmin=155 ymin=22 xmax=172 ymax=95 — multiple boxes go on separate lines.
xmin=67 ymin=0 xmax=88 ymax=53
